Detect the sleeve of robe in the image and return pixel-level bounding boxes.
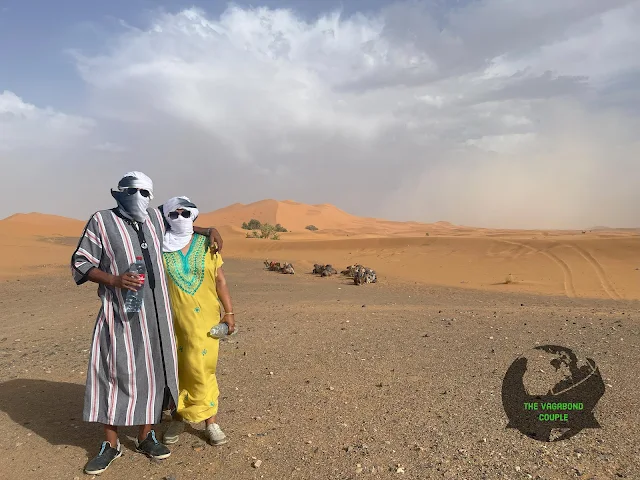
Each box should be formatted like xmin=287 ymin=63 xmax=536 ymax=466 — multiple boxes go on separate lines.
xmin=71 ymin=213 xmax=104 ymax=285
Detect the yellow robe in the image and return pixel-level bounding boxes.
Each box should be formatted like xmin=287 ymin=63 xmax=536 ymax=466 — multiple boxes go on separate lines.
xmin=163 ymin=234 xmax=223 ymax=423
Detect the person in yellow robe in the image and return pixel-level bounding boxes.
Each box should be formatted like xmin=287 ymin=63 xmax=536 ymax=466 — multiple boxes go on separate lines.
xmin=160 ymin=196 xmax=236 ymax=446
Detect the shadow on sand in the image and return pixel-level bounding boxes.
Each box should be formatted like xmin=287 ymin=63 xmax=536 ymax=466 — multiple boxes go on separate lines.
xmin=0 ymin=379 xmax=199 ymax=460
xmin=0 ymin=379 xmax=98 ymax=458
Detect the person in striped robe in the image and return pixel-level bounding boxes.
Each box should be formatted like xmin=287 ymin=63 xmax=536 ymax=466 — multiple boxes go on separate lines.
xmin=71 ymin=171 xmax=224 ymax=475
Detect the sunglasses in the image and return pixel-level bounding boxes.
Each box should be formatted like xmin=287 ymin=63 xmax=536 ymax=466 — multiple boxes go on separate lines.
xmin=122 ymin=187 xmax=152 ymax=198
xmin=168 ymin=210 xmax=192 ymax=219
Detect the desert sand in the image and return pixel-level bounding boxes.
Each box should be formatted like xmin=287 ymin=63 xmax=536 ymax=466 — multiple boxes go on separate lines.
xmin=0 ymin=200 xmax=639 ymax=479
xmin=1 ymin=200 xmax=638 ymax=300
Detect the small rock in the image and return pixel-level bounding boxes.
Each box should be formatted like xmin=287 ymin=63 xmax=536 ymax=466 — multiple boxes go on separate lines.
xmin=515 ymin=466 xmax=521 ymax=472
xmin=396 ymin=466 xmax=405 ymax=474
xmin=252 ymin=459 xmax=262 ymax=468
xmin=164 ymin=476 xmax=177 ymax=480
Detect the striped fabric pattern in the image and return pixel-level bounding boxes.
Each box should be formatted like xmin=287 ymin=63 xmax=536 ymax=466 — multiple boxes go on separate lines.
xmin=71 ymin=208 xmax=179 ymax=426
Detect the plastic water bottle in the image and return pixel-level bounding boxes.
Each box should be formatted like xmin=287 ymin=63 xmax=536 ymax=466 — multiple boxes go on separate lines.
xmin=209 ymin=322 xmax=237 ymax=339
xmin=124 ymin=256 xmax=146 ymax=313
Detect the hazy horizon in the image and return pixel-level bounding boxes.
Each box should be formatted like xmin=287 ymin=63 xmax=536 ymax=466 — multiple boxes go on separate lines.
xmin=3 ymin=197 xmax=638 ymax=231
xmin=2 ymin=1 xmax=640 ymax=229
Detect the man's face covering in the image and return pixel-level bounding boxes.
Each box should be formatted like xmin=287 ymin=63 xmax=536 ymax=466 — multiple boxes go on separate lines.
xmin=111 ymin=171 xmax=154 ymax=222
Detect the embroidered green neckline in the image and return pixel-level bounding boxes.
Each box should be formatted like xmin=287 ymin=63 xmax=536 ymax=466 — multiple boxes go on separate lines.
xmin=163 ymin=235 xmax=207 ymax=295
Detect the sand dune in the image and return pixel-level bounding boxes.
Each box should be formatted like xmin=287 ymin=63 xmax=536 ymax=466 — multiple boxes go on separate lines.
xmin=196 ymin=199 xmax=439 ymax=235
xmin=0 ymin=213 xmax=84 ymax=237
xmin=1 ymin=202 xmax=638 ymax=300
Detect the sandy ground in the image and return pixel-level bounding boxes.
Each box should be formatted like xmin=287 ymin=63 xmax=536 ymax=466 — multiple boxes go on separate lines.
xmin=1 ymin=259 xmax=639 ymax=479
xmin=0 ymin=202 xmax=639 ymax=478
xmin=1 ymin=208 xmax=639 ymax=301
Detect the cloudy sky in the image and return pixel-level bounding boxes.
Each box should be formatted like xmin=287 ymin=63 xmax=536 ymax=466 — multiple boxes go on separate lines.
xmin=1 ymin=0 xmax=639 ymax=228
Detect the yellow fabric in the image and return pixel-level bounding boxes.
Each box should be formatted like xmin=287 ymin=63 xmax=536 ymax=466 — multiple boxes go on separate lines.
xmin=163 ymin=234 xmax=224 ymax=424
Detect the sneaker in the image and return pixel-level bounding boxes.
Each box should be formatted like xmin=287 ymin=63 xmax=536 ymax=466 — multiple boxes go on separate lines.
xmin=135 ymin=430 xmax=171 ymax=459
xmin=84 ymin=441 xmax=123 ymax=475
xmin=163 ymin=419 xmax=185 ymax=445
xmin=205 ymin=423 xmax=228 ymax=445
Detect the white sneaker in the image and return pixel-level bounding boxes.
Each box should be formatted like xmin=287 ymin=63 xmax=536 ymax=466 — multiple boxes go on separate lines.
xmin=206 ymin=423 xmax=228 ymax=445
xmin=163 ymin=420 xmax=185 ymax=445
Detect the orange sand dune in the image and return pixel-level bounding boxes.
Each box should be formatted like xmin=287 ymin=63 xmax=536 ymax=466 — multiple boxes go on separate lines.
xmin=196 ymin=199 xmax=449 ymax=235
xmin=0 ymin=213 xmax=85 ymax=237
xmin=1 ymin=204 xmax=639 ymax=300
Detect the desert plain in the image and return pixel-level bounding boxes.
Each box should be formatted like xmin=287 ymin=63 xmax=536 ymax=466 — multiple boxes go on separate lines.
xmin=0 ymin=199 xmax=639 ymax=479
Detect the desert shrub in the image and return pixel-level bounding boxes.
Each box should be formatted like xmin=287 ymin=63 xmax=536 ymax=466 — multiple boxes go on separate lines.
xmin=260 ymin=223 xmax=276 ymax=238
xmin=241 ymin=218 xmax=262 ymax=230
xmin=275 ymin=223 xmax=288 ymax=233
xmin=271 ymin=232 xmax=280 ymax=240
xmin=305 ymin=225 xmax=318 ymax=231
xmin=505 ymin=274 xmax=514 ymax=284
xmin=425 ymin=232 xmax=430 ymax=236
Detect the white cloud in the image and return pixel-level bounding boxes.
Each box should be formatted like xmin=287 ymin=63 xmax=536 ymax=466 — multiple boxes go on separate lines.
xmin=0 ymin=91 xmax=94 ymax=151
xmin=2 ymin=1 xmax=640 ymax=228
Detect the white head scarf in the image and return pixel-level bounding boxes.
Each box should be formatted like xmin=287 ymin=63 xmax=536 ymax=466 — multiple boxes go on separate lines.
xmin=111 ymin=171 xmax=154 ymax=223
xmin=162 ymin=196 xmax=200 ymax=252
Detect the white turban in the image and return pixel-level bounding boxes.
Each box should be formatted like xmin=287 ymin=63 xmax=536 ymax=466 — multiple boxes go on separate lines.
xmin=117 ymin=171 xmax=154 ymax=197
xmin=162 ymin=196 xmax=200 ymax=253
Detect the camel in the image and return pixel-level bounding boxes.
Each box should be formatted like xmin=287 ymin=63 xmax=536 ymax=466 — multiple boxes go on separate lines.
xmin=341 ymin=264 xmax=358 ymax=277
xmin=280 ymin=262 xmax=295 ymax=275
xmin=312 ymin=264 xmax=337 ymax=277
xmin=264 ymin=260 xmax=281 ymax=271
xmin=354 ymin=265 xmax=377 ymax=285
xmin=264 ymin=259 xmax=294 ymax=274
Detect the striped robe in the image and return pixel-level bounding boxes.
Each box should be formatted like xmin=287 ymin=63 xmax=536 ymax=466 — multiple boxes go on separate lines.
xmin=71 ymin=207 xmax=179 ymax=426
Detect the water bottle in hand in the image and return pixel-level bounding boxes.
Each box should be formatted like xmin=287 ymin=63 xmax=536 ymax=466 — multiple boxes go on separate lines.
xmin=209 ymin=322 xmax=236 ymax=339
xmin=124 ymin=256 xmax=146 ymax=313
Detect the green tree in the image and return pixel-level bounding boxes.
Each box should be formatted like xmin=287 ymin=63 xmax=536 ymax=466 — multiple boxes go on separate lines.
xmin=305 ymin=225 xmax=318 ymax=231
xmin=247 ymin=218 xmax=262 ymax=230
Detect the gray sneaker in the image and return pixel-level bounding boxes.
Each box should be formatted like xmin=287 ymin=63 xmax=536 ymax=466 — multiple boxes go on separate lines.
xmin=205 ymin=423 xmax=228 ymax=445
xmin=135 ymin=430 xmax=171 ymax=459
xmin=84 ymin=441 xmax=123 ymax=475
